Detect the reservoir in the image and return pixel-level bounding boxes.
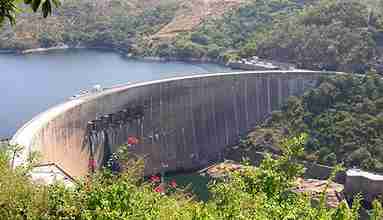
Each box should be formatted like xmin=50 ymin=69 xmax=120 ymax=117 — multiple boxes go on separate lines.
xmin=0 ymin=49 xmax=230 ymax=138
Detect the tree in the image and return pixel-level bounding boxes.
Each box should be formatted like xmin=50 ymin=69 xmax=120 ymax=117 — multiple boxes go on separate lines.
xmin=0 ymin=0 xmax=60 ymax=26
xmin=253 ymin=0 xmax=377 ymax=72
xmin=253 ymin=74 xmax=383 ymax=173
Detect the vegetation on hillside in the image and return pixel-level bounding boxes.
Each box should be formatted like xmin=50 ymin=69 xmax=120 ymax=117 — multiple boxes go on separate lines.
xmin=155 ymin=0 xmax=383 ymax=72
xmin=149 ymin=0 xmax=315 ymax=61
xmin=2 ymin=135 xmax=381 ymax=219
xmin=2 ymin=0 xmax=383 ymax=74
xmin=0 ymin=0 xmax=179 ymax=51
xmin=251 ymin=0 xmax=382 ymax=72
xmin=239 ymin=73 xmax=383 ymax=173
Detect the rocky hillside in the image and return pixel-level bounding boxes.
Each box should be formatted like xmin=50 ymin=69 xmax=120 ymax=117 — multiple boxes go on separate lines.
xmin=0 ymin=0 xmax=241 ymax=51
xmin=152 ymin=0 xmax=243 ymax=40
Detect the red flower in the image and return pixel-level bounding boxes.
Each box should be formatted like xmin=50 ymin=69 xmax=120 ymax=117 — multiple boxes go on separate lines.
xmin=169 ymin=179 xmax=177 ymax=188
xmin=154 ymin=185 xmax=165 ymax=193
xmin=88 ymin=159 xmax=97 ymax=170
xmin=150 ymin=175 xmax=161 ymax=183
xmin=127 ymin=136 xmax=139 ymax=145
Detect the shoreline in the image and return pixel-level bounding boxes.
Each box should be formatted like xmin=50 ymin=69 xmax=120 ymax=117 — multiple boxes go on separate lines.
xmin=21 ymin=45 xmax=70 ymax=54
xmin=7 ymin=45 xmax=229 ymax=67
xmin=7 ymin=46 xmax=295 ymax=72
xmin=4 ymin=46 xmax=293 ymax=71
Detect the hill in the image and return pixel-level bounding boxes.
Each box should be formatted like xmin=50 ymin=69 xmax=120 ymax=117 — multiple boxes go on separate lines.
xmin=1 ymin=0 xmax=383 ymax=74
xmin=0 ymin=0 xmax=241 ymax=52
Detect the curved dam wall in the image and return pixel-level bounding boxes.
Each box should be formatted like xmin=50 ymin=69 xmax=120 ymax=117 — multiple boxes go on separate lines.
xmin=11 ymin=70 xmax=326 ymax=178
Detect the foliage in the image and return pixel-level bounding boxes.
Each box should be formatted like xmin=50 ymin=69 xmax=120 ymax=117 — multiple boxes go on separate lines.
xmin=252 ymin=0 xmax=380 ymax=72
xmin=257 ymin=73 xmax=383 ymax=173
xmin=1 ymin=0 xmax=382 ymax=74
xmin=0 ymin=0 xmax=18 ymax=26
xmin=0 ymin=0 xmax=59 ymax=26
xmin=0 ymin=144 xmax=49 ymax=219
xmin=207 ymin=133 xmax=360 ymax=219
xmin=370 ymin=199 xmax=383 ymax=220
xmin=148 ymin=0 xmax=383 ymax=73
xmin=26 ymin=0 xmax=61 ymax=18
xmin=58 ymin=0 xmax=177 ymax=51
xmin=0 ymin=0 xmax=178 ymax=52
xmin=0 ymin=134 xmax=377 ymax=219
xmin=153 ymin=0 xmax=312 ymax=60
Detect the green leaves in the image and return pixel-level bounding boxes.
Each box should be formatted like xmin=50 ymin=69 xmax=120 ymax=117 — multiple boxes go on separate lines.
xmin=259 ymin=74 xmax=383 ymax=173
xmin=370 ymin=200 xmax=383 ymax=220
xmin=0 ymin=136 xmax=380 ymax=219
xmin=41 ymin=0 xmax=51 ymax=18
xmin=253 ymin=0 xmax=377 ymax=72
xmin=156 ymin=0 xmax=311 ymax=60
xmin=0 ymin=0 xmax=18 ymax=25
xmin=0 ymin=0 xmax=60 ymax=27
xmin=26 ymin=0 xmax=60 ymax=17
xmin=31 ymin=0 xmax=41 ymax=12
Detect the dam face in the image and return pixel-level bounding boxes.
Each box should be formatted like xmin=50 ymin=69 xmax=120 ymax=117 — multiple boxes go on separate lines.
xmin=11 ymin=71 xmax=328 ymax=178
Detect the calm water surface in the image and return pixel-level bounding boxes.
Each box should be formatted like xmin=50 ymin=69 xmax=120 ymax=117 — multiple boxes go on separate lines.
xmin=0 ymin=49 xmax=230 ymax=138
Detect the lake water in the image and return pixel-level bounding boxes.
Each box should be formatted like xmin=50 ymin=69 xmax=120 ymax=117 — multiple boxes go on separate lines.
xmin=0 ymin=49 xmax=230 ymax=138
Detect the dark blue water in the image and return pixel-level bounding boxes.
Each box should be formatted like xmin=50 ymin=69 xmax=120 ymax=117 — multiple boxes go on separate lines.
xmin=0 ymin=49 xmax=230 ymax=138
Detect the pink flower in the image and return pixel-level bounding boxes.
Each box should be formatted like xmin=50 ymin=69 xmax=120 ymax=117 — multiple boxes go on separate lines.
xmin=150 ymin=175 xmax=161 ymax=183
xmin=127 ymin=136 xmax=139 ymax=145
xmin=88 ymin=159 xmax=97 ymax=170
xmin=154 ymin=185 xmax=165 ymax=193
xmin=232 ymin=164 xmax=241 ymax=170
xmin=169 ymin=179 xmax=177 ymax=188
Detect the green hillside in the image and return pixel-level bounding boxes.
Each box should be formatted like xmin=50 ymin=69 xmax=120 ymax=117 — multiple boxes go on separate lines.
xmin=233 ymin=73 xmax=383 ymax=173
xmin=1 ymin=0 xmax=383 ymax=73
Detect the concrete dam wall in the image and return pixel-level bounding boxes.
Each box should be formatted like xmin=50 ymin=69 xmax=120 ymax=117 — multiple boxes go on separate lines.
xmin=11 ymin=71 xmax=326 ymax=178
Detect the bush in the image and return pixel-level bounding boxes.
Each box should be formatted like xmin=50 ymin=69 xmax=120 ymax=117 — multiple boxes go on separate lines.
xmin=174 ymin=40 xmax=207 ymax=59
xmin=0 ymin=134 xmax=374 ymax=219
